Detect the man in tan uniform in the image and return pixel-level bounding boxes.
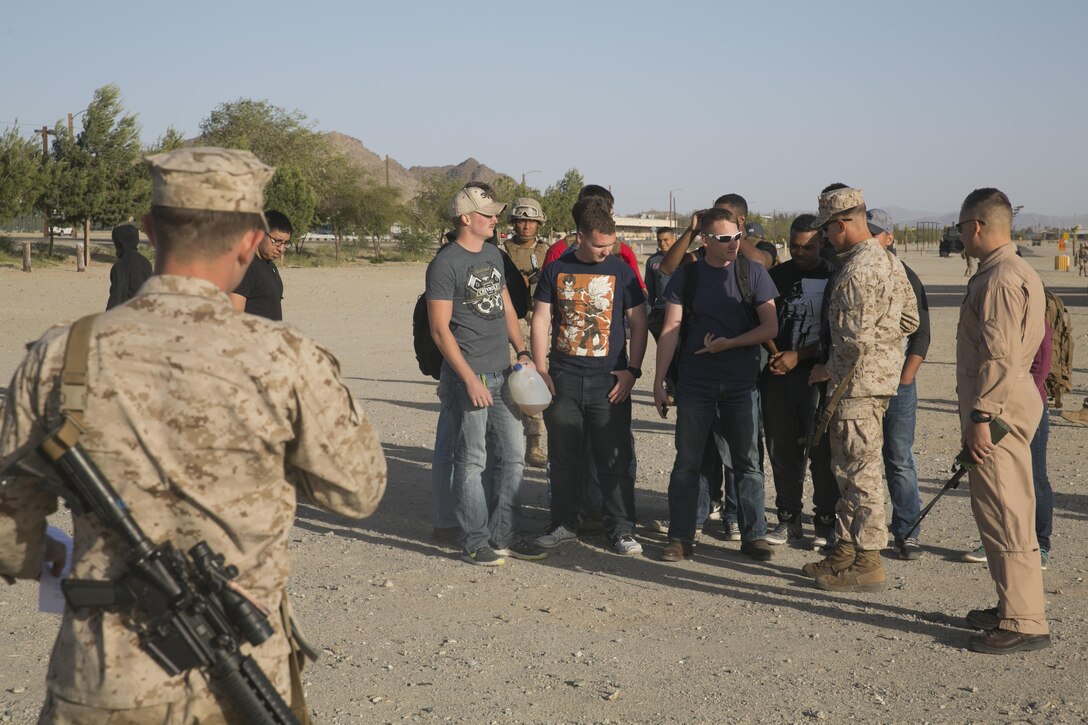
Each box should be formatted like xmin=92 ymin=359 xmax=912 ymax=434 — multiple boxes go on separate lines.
xmin=956 ymin=187 xmax=1049 ymax=654
xmin=0 ymin=147 xmax=388 ymax=722
xmin=503 ymin=197 xmax=550 ymax=467
xmin=802 ymin=186 xmax=918 ymax=592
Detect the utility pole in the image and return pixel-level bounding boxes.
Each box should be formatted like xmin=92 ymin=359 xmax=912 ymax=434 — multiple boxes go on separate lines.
xmin=384 ymin=155 xmax=390 ymax=186
xmin=38 ymin=127 xmax=52 ymax=238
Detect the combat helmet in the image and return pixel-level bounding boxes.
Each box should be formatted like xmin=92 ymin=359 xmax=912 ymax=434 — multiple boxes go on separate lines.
xmin=509 ymin=197 xmax=547 ymax=224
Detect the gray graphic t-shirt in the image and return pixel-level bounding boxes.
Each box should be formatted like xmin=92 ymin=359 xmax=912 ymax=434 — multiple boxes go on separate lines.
xmin=425 ymin=241 xmax=509 ymax=374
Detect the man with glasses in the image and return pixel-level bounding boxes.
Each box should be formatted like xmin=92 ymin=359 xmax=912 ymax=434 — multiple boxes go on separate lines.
xmin=956 ymin=188 xmax=1049 ymax=654
xmin=427 ymin=185 xmax=545 ymax=566
xmin=230 ymin=209 xmax=292 ymax=320
xmin=802 ymin=187 xmax=918 ymax=592
xmin=653 ymin=207 xmax=779 ymax=563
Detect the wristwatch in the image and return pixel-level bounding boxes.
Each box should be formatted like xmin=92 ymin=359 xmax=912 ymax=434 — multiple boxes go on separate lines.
xmin=627 ymin=366 xmax=643 ymax=379
xmin=516 ymin=350 xmax=533 ymax=361
xmin=970 ymin=410 xmax=993 ymax=424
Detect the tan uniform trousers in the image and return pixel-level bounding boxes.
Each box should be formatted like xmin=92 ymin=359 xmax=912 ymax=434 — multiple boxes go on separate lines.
xmin=829 ymin=397 xmax=890 ymax=551
xmin=961 ymin=378 xmax=1047 ymax=635
xmin=513 ymin=315 xmax=544 ymax=439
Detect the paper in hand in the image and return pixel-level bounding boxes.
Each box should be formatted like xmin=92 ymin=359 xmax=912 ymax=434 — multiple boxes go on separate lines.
xmin=38 ymin=525 xmax=73 ymax=615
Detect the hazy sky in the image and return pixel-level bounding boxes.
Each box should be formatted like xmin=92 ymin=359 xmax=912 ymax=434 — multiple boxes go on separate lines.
xmin=4 ymin=0 xmax=1086 ymax=218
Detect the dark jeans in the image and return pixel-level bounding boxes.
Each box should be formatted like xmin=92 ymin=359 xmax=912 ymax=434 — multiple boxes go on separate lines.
xmin=668 ymin=379 xmax=766 ymax=543
xmin=544 ymin=370 xmax=636 ymax=540
xmin=759 ymin=369 xmax=838 ymax=522
xmin=883 ymin=381 xmax=922 ymax=541
xmin=1031 ymin=405 xmax=1053 ymax=551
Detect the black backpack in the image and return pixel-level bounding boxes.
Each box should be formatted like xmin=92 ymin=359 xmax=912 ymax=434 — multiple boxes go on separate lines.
xmin=413 ymin=292 xmax=443 ymax=380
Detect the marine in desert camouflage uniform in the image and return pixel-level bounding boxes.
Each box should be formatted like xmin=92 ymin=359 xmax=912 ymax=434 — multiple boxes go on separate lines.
xmin=503 ymin=197 xmax=550 ymax=467
xmin=802 ymin=186 xmax=918 ymax=593
xmin=0 ymin=147 xmax=387 ymax=724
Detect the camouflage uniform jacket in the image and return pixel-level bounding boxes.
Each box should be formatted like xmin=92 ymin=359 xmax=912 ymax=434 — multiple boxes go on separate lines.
xmin=0 ymin=275 xmax=387 ymax=710
xmin=827 ymin=239 xmax=920 ymax=398
xmin=502 ymin=237 xmax=548 ymax=298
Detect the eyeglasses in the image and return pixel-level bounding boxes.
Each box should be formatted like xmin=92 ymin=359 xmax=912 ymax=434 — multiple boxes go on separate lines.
xmin=703 ymin=232 xmax=743 ymax=243
xmin=267 ymin=235 xmax=291 ymax=248
xmin=954 ymin=219 xmax=985 ymax=234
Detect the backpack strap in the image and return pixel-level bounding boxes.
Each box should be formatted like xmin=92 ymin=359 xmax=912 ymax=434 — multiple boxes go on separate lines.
xmin=40 ymin=314 xmax=100 ymax=462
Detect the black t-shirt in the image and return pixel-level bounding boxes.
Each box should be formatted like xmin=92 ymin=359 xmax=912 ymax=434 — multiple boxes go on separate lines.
xmin=768 ymin=258 xmax=834 ymax=361
xmin=234 ymin=256 xmax=283 ymax=321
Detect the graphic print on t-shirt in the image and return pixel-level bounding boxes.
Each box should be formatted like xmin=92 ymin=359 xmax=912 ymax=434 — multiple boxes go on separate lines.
xmin=463 ymin=264 xmax=504 ymax=320
xmin=780 ymin=277 xmax=828 ymax=350
xmin=555 ymin=273 xmax=615 ymax=357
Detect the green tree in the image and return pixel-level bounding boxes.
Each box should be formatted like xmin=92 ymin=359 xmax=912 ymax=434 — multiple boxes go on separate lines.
xmin=264 ymin=164 xmax=317 ymax=244
xmin=540 ymin=168 xmax=584 ymax=238
xmin=54 ymin=84 xmax=145 ymax=264
xmin=409 ymin=173 xmax=464 ymax=246
xmin=357 ymin=183 xmax=403 ymax=261
xmin=0 ymin=127 xmax=42 ymax=227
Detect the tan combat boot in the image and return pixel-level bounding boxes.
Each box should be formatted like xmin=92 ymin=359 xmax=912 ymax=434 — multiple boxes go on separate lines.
xmin=814 ymin=549 xmax=887 ymax=592
xmin=801 ymin=540 xmax=855 ymax=578
xmin=525 ymin=435 xmax=548 ymax=468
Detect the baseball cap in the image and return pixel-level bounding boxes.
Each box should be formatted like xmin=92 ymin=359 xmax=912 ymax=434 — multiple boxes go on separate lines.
xmin=810 ymin=187 xmax=865 ymax=229
xmin=745 ymin=222 xmax=765 ymax=238
xmin=866 ymin=208 xmax=893 ymax=236
xmin=450 ymin=186 xmax=507 ymax=221
xmin=145 ymin=147 xmax=275 ymax=230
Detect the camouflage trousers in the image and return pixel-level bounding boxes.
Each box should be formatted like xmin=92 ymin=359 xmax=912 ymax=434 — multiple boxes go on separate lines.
xmin=40 ymin=690 xmax=228 ymax=725
xmin=829 ymin=397 xmax=890 ymax=551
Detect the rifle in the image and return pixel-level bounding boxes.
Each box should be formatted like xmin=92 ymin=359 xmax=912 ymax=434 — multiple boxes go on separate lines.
xmin=907 ymin=416 xmax=1011 ymax=532
xmin=38 ymin=419 xmax=299 ymax=725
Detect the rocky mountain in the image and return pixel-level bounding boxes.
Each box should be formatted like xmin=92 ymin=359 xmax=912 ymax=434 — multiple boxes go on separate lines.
xmin=325 ymin=132 xmax=514 ymax=198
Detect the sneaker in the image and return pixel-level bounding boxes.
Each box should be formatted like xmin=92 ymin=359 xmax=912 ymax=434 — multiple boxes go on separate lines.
xmin=461 ymin=546 xmax=505 ymax=567
xmin=721 ymin=520 xmax=741 ymax=542
xmin=740 ymin=539 xmax=774 ymax=562
xmin=494 ymin=538 xmax=548 ymax=561
xmin=1040 ymin=548 xmax=1050 ymax=570
xmin=535 ymin=525 xmax=578 ymax=549
xmin=646 ymin=519 xmax=670 ymax=534
xmin=766 ymin=519 xmax=803 ymax=546
xmin=613 ymin=535 xmax=643 ymax=556
xmin=962 ymin=544 xmax=987 ymax=563
xmin=894 ymin=537 xmax=923 ymax=560
xmin=812 ymin=518 xmax=837 ymax=551
xmin=706 ymin=500 xmax=724 ymax=521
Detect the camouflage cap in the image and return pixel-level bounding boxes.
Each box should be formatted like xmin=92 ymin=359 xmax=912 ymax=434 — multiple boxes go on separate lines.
xmin=450 ymin=185 xmax=507 ymax=221
xmin=509 ymin=197 xmax=547 ymax=224
xmin=811 ymin=187 xmax=865 ymax=229
xmin=145 ymin=147 xmax=275 ymax=229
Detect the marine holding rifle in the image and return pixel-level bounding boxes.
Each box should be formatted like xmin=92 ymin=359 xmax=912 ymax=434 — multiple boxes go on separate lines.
xmin=803 ymin=185 xmax=918 ymax=593
xmin=0 ymin=147 xmax=387 ymax=722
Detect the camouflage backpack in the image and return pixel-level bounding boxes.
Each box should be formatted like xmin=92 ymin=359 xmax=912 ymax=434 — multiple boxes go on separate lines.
xmin=1044 ymin=288 xmax=1073 ymax=408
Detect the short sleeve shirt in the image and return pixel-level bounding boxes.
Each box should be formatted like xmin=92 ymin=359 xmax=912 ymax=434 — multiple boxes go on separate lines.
xmin=232 ymin=256 xmax=283 ymax=320
xmin=768 ymin=259 xmax=833 ymax=362
xmin=425 ymin=242 xmax=509 ymax=374
xmin=535 ymin=251 xmax=645 ymax=374
xmin=664 ymin=258 xmax=778 ymax=384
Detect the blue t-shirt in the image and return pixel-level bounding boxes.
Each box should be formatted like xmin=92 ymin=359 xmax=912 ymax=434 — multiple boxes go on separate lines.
xmin=663 ymin=258 xmax=777 ymax=384
xmin=535 ymin=251 xmax=646 ymax=374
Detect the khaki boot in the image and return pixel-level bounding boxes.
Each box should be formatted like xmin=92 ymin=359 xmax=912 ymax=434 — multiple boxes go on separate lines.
xmin=801 ymin=540 xmax=855 ymax=578
xmin=814 ymin=549 xmax=887 ymax=592
xmin=525 ymin=435 xmax=548 ymax=468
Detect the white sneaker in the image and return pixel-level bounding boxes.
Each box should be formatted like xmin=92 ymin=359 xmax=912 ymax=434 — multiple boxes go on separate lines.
xmin=613 ymin=535 xmax=643 ymax=556
xmin=535 ymin=525 xmax=578 ymax=549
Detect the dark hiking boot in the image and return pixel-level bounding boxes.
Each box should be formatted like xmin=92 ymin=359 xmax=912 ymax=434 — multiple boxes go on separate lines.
xmin=968 ymin=628 xmax=1051 ymax=654
xmin=965 ymin=606 xmax=999 ymax=631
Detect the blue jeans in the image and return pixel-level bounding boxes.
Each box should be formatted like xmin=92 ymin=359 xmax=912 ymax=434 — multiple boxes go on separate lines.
xmin=543 ymin=370 xmax=636 ymax=541
xmin=431 ymin=403 xmax=458 ymax=529
xmin=668 ymin=379 xmax=766 ymax=543
xmin=1031 ymin=405 xmax=1053 ymax=551
xmin=882 ymin=380 xmax=921 ymax=541
xmin=436 ymin=366 xmax=525 ymax=553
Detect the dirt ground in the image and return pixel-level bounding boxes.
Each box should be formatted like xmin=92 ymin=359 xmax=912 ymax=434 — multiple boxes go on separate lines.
xmin=1 ymin=243 xmax=1086 ymax=724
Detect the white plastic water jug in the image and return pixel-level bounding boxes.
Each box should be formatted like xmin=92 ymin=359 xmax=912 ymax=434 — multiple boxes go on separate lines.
xmin=509 ymin=364 xmax=552 ymax=415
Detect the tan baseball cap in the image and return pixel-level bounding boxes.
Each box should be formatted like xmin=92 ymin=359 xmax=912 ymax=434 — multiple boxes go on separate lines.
xmin=145 ymin=147 xmax=275 ymax=229
xmin=449 ymin=185 xmax=507 ymax=221
xmin=811 ymin=187 xmax=865 ymax=229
